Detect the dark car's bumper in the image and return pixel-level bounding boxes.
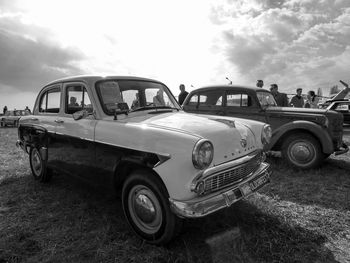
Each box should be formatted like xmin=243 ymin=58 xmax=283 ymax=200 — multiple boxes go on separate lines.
xmin=169 ymin=162 xmax=271 ymax=218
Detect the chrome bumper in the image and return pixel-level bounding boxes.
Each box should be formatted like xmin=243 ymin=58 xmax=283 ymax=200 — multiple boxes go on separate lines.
xmin=169 ymin=162 xmax=271 ymax=218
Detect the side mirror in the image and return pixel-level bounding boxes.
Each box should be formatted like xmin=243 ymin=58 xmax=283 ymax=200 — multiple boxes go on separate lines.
xmin=73 ymin=109 xmax=91 ymax=120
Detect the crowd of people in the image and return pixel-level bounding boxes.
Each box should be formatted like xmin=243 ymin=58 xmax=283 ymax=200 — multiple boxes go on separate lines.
xmin=256 ymin=79 xmax=319 ymax=108
xmin=2 ymin=105 xmax=31 ymax=115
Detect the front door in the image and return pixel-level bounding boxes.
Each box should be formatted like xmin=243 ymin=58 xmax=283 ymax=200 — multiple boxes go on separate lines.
xmin=54 ymin=83 xmax=97 ymax=181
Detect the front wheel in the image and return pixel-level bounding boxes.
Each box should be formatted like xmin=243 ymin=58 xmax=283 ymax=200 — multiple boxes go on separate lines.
xmin=122 ymin=170 xmax=182 ymax=244
xmin=29 ymin=147 xmax=52 ymax=182
xmin=282 ymin=133 xmax=323 ymax=169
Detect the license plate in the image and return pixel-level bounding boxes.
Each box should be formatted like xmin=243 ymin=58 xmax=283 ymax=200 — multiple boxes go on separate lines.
xmin=240 ymin=172 xmax=269 ymax=196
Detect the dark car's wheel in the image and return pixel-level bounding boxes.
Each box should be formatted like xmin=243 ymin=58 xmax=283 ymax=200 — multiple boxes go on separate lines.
xmin=282 ymin=133 xmax=323 ymax=169
xmin=29 ymin=147 xmax=52 ymax=182
xmin=122 ymin=170 xmax=182 ymax=245
xmin=0 ymin=119 xmax=3 ymax=127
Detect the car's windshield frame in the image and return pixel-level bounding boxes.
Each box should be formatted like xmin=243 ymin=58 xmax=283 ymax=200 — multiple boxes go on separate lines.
xmin=95 ymin=79 xmax=181 ymax=115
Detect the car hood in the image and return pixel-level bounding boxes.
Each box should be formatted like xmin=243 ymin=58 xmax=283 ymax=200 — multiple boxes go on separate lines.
xmin=124 ymin=111 xmax=261 ymax=165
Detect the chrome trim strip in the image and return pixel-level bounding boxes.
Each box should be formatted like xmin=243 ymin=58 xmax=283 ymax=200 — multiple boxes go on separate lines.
xmin=202 ymin=150 xmax=261 ymax=178
xmin=94 ymin=139 xmax=171 ymax=160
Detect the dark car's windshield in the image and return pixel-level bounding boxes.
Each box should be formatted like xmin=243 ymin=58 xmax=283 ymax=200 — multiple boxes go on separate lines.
xmin=96 ymin=80 xmax=181 ymax=115
xmin=256 ymin=90 xmax=277 ymax=107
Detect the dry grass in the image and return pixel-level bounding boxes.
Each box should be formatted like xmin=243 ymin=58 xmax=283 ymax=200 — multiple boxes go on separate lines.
xmin=1 ymin=127 xmax=350 ymax=263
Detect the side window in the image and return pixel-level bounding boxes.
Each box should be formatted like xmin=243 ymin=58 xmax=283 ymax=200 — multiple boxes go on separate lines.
xmin=226 ymin=93 xmax=253 ymax=107
xmin=198 ymin=90 xmax=223 ymax=108
xmin=39 ymin=87 xmax=61 ymax=113
xmin=187 ymin=94 xmax=199 ymax=106
xmin=66 ymin=85 xmax=93 ymax=114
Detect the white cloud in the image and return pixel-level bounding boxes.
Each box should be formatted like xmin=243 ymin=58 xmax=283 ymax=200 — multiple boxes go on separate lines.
xmin=211 ymin=0 xmax=350 ymax=94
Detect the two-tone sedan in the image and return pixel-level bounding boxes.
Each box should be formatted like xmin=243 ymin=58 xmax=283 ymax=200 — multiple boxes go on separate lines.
xmin=17 ymin=75 xmax=272 ymax=244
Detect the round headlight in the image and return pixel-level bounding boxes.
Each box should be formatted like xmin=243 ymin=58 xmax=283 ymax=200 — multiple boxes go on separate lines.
xmin=261 ymin=124 xmax=272 ymax=145
xmin=192 ymin=139 xmax=214 ymax=170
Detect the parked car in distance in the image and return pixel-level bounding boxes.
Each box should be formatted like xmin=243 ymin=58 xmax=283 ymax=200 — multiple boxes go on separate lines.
xmin=183 ymin=85 xmax=349 ymax=169
xmin=0 ymin=110 xmax=31 ymax=127
xmin=16 ymin=75 xmax=272 ymax=244
xmin=326 ymin=100 xmax=350 ymax=125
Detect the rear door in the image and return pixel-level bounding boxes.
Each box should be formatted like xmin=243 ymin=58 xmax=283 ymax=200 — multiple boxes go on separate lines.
xmin=183 ymin=90 xmax=225 ymax=116
xmin=35 ymin=85 xmax=62 ymax=166
xmin=54 ymin=82 xmax=97 ymax=180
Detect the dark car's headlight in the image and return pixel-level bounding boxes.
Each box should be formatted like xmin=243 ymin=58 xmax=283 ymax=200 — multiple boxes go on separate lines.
xmin=261 ymin=124 xmax=272 ymax=145
xmin=192 ymin=139 xmax=214 ymax=170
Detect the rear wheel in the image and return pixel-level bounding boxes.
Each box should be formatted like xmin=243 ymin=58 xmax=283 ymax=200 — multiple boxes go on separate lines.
xmin=122 ymin=170 xmax=182 ymax=244
xmin=29 ymin=147 xmax=52 ymax=182
xmin=281 ymin=133 xmax=323 ymax=169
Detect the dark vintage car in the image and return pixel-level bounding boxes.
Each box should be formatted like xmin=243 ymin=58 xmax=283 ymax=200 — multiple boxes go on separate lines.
xmin=183 ymin=85 xmax=349 ymax=169
xmin=0 ymin=110 xmax=30 ymax=127
xmin=16 ymin=76 xmax=272 ymax=244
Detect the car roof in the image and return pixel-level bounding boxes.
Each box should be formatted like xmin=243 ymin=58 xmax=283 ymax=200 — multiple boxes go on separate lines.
xmin=44 ymin=75 xmax=164 ymax=87
xmin=189 ymin=85 xmax=271 ymax=93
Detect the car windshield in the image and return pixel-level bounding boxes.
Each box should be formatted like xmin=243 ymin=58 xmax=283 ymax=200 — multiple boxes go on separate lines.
xmin=96 ymin=80 xmax=180 ymax=115
xmin=256 ymin=91 xmax=277 ymax=107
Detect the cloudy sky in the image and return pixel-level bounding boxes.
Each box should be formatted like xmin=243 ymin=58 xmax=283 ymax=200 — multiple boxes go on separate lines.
xmin=0 ymin=0 xmax=350 ymax=109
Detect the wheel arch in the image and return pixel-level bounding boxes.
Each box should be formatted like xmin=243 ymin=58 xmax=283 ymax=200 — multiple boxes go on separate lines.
xmin=269 ymin=121 xmax=333 ymax=154
xmin=113 ymin=158 xmax=169 ymax=197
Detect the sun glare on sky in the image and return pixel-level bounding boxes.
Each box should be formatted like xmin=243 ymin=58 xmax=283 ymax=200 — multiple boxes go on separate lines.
xmin=1 ymin=0 xmax=350 ymax=109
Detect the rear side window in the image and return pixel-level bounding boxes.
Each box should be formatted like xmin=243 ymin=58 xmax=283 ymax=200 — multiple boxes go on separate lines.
xmin=198 ymin=90 xmax=223 ymax=107
xmin=39 ymin=87 xmax=61 ymax=113
xmin=187 ymin=94 xmax=199 ymax=106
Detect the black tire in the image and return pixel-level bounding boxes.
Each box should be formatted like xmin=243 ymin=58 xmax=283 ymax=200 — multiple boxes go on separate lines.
xmin=29 ymin=147 xmax=52 ymax=182
xmin=122 ymin=170 xmax=182 ymax=245
xmin=14 ymin=120 xmax=18 ymax=127
xmin=0 ymin=120 xmax=3 ymax=127
xmin=281 ymin=133 xmax=323 ymax=169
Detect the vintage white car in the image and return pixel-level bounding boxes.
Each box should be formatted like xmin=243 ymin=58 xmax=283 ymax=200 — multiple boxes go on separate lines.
xmin=17 ymin=76 xmax=272 ymax=244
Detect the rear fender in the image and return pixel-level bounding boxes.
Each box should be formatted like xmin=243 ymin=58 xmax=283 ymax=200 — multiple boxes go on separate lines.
xmin=18 ymin=124 xmax=49 ymax=157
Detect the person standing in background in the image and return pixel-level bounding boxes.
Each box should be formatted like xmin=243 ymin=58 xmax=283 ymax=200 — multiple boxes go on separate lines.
xmin=305 ymin=90 xmax=319 ymax=108
xmin=178 ymin=84 xmax=189 ymax=105
xmin=289 ymin=88 xmax=304 ymax=108
xmin=270 ymin=84 xmax=289 ymax=106
xmin=3 ymin=105 xmax=7 ymax=114
xmin=256 ymin=80 xmax=264 ymax=88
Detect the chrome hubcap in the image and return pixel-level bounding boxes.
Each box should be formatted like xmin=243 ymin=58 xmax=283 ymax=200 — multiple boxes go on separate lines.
xmin=31 ymin=149 xmax=42 ymax=175
xmin=128 ymin=185 xmax=162 ymax=234
xmin=289 ymin=142 xmax=315 ymax=164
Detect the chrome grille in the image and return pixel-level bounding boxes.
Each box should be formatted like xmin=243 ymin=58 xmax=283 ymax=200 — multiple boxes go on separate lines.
xmin=203 ymin=152 xmax=262 ymax=194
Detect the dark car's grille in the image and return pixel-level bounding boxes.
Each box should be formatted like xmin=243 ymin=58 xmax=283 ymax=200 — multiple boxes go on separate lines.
xmin=203 ymin=152 xmax=262 ymax=194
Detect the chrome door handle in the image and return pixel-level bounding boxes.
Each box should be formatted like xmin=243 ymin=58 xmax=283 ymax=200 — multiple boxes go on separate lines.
xmin=54 ymin=119 xmax=64 ymax=123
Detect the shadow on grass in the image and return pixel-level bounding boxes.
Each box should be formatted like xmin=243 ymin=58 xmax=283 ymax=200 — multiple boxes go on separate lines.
xmin=265 ymin=155 xmax=350 ymax=212
xmin=0 ymin=172 xmax=340 ymax=263
xmin=174 ymin=200 xmax=338 ymax=263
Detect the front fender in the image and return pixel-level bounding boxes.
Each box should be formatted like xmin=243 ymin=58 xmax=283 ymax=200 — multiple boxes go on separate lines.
xmin=269 ymin=120 xmax=333 ymax=154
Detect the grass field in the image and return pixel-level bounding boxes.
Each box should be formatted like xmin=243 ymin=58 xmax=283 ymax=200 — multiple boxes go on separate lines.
xmin=1 ymin=127 xmax=350 ymax=263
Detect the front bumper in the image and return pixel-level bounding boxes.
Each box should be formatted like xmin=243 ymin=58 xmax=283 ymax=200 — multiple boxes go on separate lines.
xmin=334 ymin=142 xmax=349 ymax=156
xmin=169 ymin=162 xmax=271 ymax=218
